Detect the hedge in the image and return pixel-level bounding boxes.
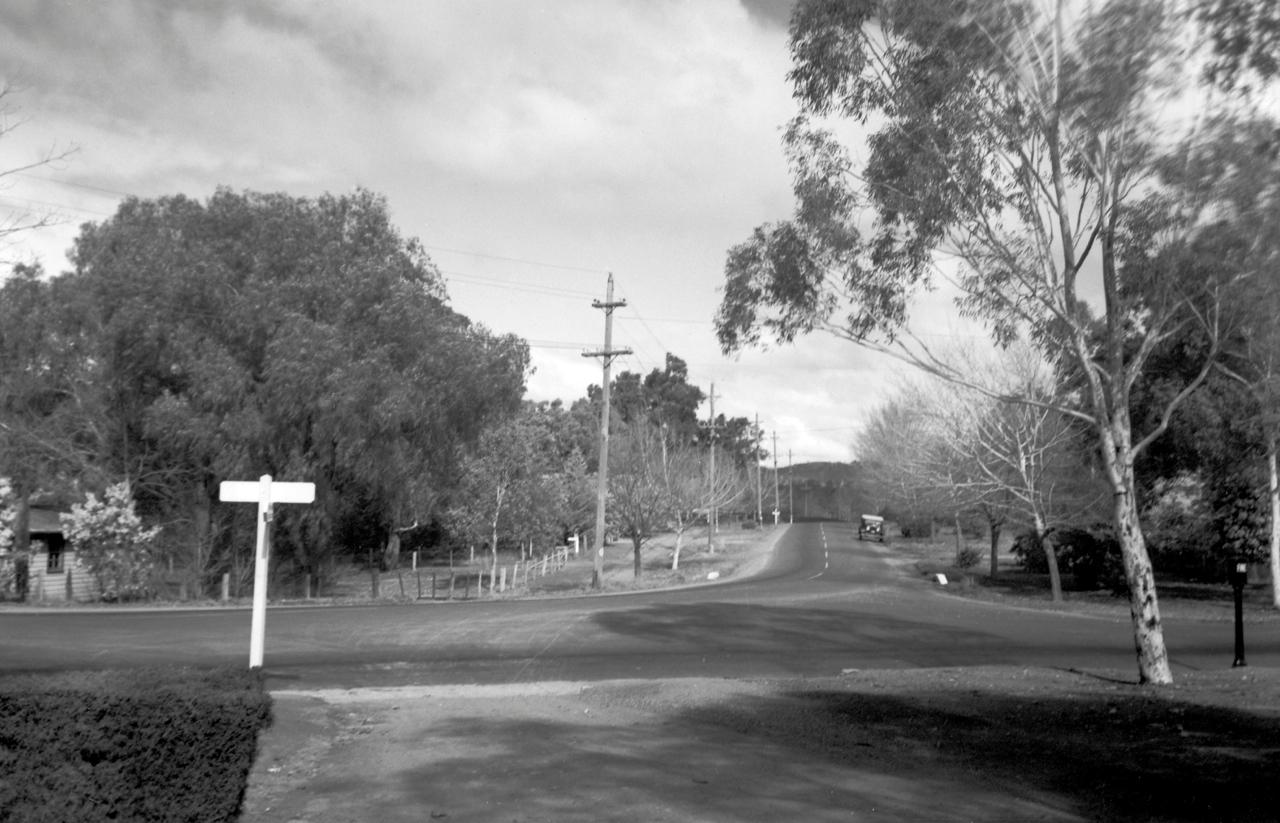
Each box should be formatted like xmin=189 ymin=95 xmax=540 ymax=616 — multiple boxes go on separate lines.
xmin=0 ymin=666 xmax=272 ymax=823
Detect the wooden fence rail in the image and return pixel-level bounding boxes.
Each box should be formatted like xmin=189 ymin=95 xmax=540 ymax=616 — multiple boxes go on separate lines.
xmin=410 ymin=546 xmax=573 ymax=601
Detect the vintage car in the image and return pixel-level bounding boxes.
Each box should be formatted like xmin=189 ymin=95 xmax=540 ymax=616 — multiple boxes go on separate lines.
xmin=857 ymin=514 xmax=886 ymax=543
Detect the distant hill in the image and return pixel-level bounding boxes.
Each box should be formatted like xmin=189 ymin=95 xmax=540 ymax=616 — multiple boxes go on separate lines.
xmin=783 ymin=461 xmax=861 ymax=485
xmin=771 ymin=461 xmax=873 ymax=521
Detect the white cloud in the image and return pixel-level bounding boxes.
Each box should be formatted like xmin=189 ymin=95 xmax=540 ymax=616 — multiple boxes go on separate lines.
xmin=0 ymin=0 xmax=935 ymax=464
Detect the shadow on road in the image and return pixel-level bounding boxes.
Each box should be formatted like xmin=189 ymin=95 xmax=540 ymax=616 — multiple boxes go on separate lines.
xmin=592 ymin=601 xmax=1021 ymax=666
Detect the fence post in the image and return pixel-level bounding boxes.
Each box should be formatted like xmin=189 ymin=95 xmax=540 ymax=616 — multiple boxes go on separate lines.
xmin=499 ymin=566 xmax=507 ymax=592
xmin=221 ymin=572 xmax=230 ymax=602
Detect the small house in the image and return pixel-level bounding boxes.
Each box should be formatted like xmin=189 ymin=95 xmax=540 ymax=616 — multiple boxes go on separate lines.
xmin=24 ymin=508 xmax=99 ymax=602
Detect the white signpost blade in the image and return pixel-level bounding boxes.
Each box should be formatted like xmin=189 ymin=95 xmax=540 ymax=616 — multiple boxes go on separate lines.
xmin=220 ymin=480 xmax=315 ymax=504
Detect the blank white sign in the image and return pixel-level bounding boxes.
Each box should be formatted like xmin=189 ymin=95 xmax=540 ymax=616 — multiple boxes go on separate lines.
xmin=219 ymin=478 xmax=315 ymax=505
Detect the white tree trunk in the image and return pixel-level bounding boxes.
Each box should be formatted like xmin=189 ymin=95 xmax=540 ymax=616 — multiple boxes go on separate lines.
xmin=1115 ymin=490 xmax=1171 ymax=683
xmin=1035 ymin=513 xmax=1063 ymax=604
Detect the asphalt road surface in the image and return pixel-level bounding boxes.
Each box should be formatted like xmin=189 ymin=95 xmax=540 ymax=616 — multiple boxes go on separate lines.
xmin=3 ymin=522 xmax=1275 ymax=688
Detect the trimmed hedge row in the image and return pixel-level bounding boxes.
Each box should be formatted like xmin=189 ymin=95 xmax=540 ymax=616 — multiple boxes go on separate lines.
xmin=0 ymin=666 xmax=272 ymax=823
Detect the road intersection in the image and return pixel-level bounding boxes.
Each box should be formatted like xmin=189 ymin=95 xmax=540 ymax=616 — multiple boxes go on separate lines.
xmin=3 ymin=521 xmax=1275 ymax=687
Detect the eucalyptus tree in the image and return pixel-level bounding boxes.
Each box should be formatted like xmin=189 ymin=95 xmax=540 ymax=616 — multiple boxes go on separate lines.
xmin=714 ymin=0 xmax=1267 ymax=683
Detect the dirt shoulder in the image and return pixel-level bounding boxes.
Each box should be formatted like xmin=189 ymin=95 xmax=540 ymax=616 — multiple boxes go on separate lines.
xmin=242 ymin=525 xmax=1280 ymax=822
xmin=244 ymin=666 xmax=1280 ymax=823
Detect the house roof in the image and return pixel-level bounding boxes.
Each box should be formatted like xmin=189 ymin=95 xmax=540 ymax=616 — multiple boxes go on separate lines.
xmin=28 ymin=508 xmax=64 ymax=534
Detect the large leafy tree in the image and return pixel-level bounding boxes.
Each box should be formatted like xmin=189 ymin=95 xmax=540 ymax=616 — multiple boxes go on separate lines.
xmin=715 ymin=0 xmax=1268 ymax=684
xmin=58 ymin=188 xmax=526 ymax=589
xmin=0 ymin=265 xmax=103 ymax=555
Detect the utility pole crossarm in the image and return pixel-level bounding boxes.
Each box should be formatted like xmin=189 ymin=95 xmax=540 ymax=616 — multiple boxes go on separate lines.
xmin=581 ymin=348 xmax=632 ymax=364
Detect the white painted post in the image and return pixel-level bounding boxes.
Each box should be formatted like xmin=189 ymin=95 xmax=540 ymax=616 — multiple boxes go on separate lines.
xmin=249 ymin=481 xmax=271 ymax=668
xmin=220 ymin=475 xmax=315 ymax=669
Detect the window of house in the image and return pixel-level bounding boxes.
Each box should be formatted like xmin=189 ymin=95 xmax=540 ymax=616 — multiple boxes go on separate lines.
xmin=39 ymin=541 xmax=63 ymax=574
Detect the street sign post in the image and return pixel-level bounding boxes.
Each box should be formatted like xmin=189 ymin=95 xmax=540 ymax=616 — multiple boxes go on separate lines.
xmin=219 ymin=475 xmax=315 ymax=668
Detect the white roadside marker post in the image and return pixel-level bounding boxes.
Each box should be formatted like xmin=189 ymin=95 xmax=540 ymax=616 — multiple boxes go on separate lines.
xmin=219 ymin=475 xmax=315 ymax=668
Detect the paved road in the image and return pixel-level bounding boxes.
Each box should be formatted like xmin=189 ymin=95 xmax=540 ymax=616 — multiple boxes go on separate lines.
xmin=3 ymin=522 xmax=1275 ymax=687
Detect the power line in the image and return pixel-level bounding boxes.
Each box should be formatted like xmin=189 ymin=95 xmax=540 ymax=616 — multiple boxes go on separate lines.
xmin=423 ymin=244 xmax=607 ymax=275
xmin=0 ymin=194 xmax=112 ymax=219
xmin=442 ymin=270 xmax=599 ymax=300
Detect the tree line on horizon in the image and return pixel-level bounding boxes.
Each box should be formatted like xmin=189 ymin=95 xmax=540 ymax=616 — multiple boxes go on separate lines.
xmin=0 ymin=188 xmax=772 ymax=598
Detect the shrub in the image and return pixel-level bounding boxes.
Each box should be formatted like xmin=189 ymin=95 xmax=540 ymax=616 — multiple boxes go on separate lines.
xmin=1013 ymin=525 xmax=1125 ymax=592
xmin=956 ymin=546 xmax=983 ymax=570
xmin=61 ymin=482 xmax=160 ymax=601
xmin=896 ymin=514 xmax=934 ymax=539
xmin=0 ymin=666 xmax=272 ymax=822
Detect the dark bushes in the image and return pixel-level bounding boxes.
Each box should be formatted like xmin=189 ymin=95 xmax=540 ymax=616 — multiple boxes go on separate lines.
xmin=0 ymin=666 xmax=272 ymax=822
xmin=1013 ymin=526 xmax=1126 ymax=592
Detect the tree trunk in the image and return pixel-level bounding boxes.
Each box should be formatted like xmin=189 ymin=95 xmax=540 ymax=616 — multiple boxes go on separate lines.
xmin=368 ymin=545 xmax=380 ymax=598
xmin=1268 ymin=436 xmax=1279 ymax=609
xmin=671 ymin=528 xmax=684 ymax=571
xmin=190 ymin=484 xmax=213 ymax=599
xmin=12 ymin=490 xmax=30 ymax=555
xmin=1043 ymin=531 xmax=1063 ymax=604
xmin=989 ymin=520 xmax=1001 ymax=579
xmin=1113 ymin=482 xmax=1171 ymax=684
xmin=633 ymin=536 xmax=643 ymax=579
xmin=384 ymin=530 xmax=401 ymax=571
xmin=953 ymin=511 xmax=964 ymax=565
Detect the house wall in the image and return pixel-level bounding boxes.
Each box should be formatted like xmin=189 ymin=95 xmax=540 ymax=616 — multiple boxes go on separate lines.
xmin=28 ymin=550 xmax=100 ymax=602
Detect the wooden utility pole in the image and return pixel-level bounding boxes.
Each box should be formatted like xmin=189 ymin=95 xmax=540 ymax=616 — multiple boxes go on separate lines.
xmin=754 ymin=413 xmax=763 ymax=525
xmin=700 ymin=383 xmax=723 ymax=553
xmin=583 ymin=274 xmax=630 ymax=590
xmin=772 ymin=430 xmax=780 ymax=526
xmin=788 ymin=449 xmax=794 ymax=524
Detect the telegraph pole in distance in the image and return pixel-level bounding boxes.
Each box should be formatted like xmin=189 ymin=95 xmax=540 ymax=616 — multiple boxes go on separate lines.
xmin=754 ymin=413 xmax=763 ymax=525
xmin=788 ymin=449 xmax=794 ymax=524
xmin=772 ymin=430 xmax=780 ymax=526
xmin=583 ymin=273 xmax=631 ymax=590
xmin=700 ymin=383 xmax=723 ymax=553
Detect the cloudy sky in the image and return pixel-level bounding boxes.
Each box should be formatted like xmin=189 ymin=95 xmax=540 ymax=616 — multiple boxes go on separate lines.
xmin=0 ymin=0 xmax=967 ymax=464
